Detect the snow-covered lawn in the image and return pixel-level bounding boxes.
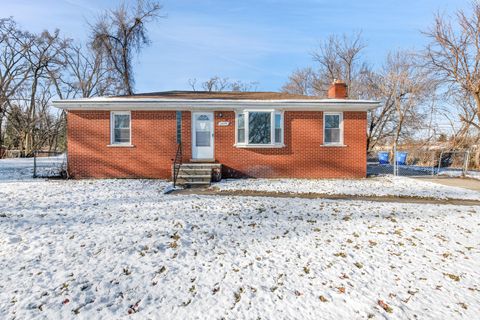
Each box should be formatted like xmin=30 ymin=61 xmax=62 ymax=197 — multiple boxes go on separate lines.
xmin=439 ymin=169 xmax=480 ymax=180
xmin=214 ymin=176 xmax=480 ymax=200
xmin=1 ymin=176 xmax=480 ymax=319
xmin=0 ymin=156 xmax=65 ymax=180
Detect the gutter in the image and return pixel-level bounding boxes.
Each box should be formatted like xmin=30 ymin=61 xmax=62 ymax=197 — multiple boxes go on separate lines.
xmin=52 ymin=98 xmax=381 ymax=112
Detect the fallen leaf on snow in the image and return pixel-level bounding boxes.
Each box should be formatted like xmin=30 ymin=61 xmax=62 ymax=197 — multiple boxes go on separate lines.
xmin=378 ymin=300 xmax=393 ymax=313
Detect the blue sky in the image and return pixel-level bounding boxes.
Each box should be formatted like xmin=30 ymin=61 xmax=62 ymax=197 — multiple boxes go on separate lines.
xmin=1 ymin=0 xmax=471 ymax=93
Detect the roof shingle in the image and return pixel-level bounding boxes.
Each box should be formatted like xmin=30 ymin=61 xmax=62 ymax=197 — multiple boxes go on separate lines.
xmin=118 ymin=90 xmax=319 ymax=100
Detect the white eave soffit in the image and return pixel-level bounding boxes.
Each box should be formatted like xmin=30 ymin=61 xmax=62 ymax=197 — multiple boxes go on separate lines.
xmin=52 ymin=99 xmax=380 ymax=111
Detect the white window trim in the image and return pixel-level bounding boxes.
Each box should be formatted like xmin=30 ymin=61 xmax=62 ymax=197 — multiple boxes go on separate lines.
xmin=110 ymin=111 xmax=132 ymax=146
xmin=274 ymin=111 xmax=284 ymax=145
xmin=322 ymin=111 xmax=344 ymax=146
xmin=234 ymin=109 xmax=285 ymax=148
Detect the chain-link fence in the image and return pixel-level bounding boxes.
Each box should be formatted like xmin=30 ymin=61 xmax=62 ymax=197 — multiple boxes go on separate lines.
xmin=368 ymin=148 xmax=470 ymax=177
xmin=33 ymin=151 xmax=68 ymax=178
xmin=436 ymin=150 xmax=471 ymax=177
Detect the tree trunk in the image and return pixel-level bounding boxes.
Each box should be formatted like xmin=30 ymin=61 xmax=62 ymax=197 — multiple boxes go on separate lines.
xmin=0 ymin=110 xmax=4 ymax=151
xmin=0 ymin=100 xmax=5 ymax=151
xmin=122 ymin=45 xmax=133 ymax=95
xmin=474 ymin=92 xmax=480 ymax=125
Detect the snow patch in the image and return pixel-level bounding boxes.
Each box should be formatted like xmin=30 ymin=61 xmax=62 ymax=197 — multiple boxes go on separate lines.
xmin=214 ymin=175 xmax=480 ymax=200
xmin=439 ymin=169 xmax=480 ymax=180
xmin=0 ymin=156 xmax=65 ymax=181
xmin=0 ymin=178 xmax=479 ymax=319
xmin=1 ymin=159 xmax=479 ymax=319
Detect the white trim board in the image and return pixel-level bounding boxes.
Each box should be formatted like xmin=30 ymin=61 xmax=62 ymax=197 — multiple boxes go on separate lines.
xmin=323 ymin=112 xmax=344 ymax=146
xmin=52 ymin=98 xmax=380 ymax=112
xmin=110 ymin=111 xmax=132 ymax=146
xmin=191 ymin=112 xmax=214 ymax=160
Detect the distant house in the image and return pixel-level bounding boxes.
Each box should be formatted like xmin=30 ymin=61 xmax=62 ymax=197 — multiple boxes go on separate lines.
xmin=53 ymin=81 xmax=379 ymax=184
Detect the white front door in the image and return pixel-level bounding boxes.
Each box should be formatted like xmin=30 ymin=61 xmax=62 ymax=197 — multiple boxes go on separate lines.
xmin=192 ymin=112 xmax=214 ymax=159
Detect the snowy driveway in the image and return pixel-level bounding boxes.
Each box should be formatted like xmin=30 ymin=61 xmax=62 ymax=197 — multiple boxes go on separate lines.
xmin=1 ymin=177 xmax=479 ymax=319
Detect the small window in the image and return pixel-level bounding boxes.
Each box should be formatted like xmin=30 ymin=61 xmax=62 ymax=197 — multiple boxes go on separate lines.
xmin=237 ymin=113 xmax=245 ymax=143
xmin=235 ymin=110 xmax=284 ymax=147
xmin=275 ymin=112 xmax=283 ymax=144
xmin=176 ymin=111 xmax=182 ymax=143
xmin=111 ymin=111 xmax=131 ymax=145
xmin=324 ymin=112 xmax=343 ymax=145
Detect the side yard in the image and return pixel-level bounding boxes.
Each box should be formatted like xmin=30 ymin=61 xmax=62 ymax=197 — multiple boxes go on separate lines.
xmin=0 ymin=171 xmax=479 ymax=319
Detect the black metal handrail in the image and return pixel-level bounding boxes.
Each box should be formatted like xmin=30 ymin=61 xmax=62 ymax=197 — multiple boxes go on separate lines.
xmin=172 ymin=143 xmax=182 ymax=187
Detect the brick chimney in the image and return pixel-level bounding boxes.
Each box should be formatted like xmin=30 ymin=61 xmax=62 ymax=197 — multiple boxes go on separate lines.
xmin=327 ymin=80 xmax=348 ymax=99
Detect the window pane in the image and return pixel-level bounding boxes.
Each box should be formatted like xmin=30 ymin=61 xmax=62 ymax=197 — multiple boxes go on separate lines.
xmin=196 ymin=132 xmax=210 ymax=146
xmin=113 ymin=113 xmax=130 ymax=144
xmin=176 ymin=111 xmax=182 ymax=143
xmin=114 ymin=115 xmax=130 ymax=129
xmin=114 ymin=128 xmax=130 ymax=143
xmin=325 ymin=115 xmax=339 ymax=129
xmin=275 ymin=113 xmax=281 ymax=128
xmin=237 ymin=129 xmax=245 ymax=143
xmin=275 ymin=128 xmax=282 ymax=143
xmin=249 ymin=112 xmax=271 ymax=144
xmin=275 ymin=113 xmax=282 ymax=143
xmin=197 ymin=114 xmax=210 ymax=121
xmin=238 ymin=113 xmax=245 ymax=129
xmin=195 ymin=115 xmax=211 ymax=147
xmin=325 ymin=128 xmax=341 ymax=143
xmin=237 ymin=113 xmax=245 ymax=143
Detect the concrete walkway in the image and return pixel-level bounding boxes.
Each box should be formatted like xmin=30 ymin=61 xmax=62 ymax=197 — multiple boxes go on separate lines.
xmin=413 ymin=176 xmax=480 ymax=192
xmin=171 ymin=188 xmax=480 ymax=206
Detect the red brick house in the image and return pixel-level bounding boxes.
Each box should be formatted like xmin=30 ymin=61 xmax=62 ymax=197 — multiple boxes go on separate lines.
xmin=53 ymin=82 xmax=379 ymax=184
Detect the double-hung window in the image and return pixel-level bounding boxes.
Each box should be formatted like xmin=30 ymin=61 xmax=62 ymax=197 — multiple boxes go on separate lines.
xmin=236 ymin=110 xmax=284 ymax=147
xmin=323 ymin=112 xmax=343 ymax=145
xmin=110 ymin=111 xmax=131 ymax=145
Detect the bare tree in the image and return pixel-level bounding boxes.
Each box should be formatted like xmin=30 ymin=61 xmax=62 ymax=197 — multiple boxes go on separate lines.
xmin=282 ymin=33 xmax=369 ymax=98
xmin=1 ymin=6 xmax=145 ymax=157
xmin=0 ymin=12 xmax=132 ymax=157
xmin=187 ymin=76 xmax=259 ymax=92
xmin=282 ymin=32 xmax=395 ymax=150
xmin=230 ymin=79 xmax=259 ymax=92
xmin=282 ymin=33 xmax=438 ymax=151
xmin=44 ymin=40 xmax=124 ymax=156
xmin=202 ymin=76 xmax=229 ymax=92
xmin=362 ymin=68 xmax=397 ymax=151
xmin=441 ymin=92 xmax=480 ymax=166
xmin=451 ymin=93 xmax=478 ymax=146
xmin=370 ymin=51 xmax=434 ymax=150
xmin=424 ymin=2 xmax=480 ymax=128
xmin=13 ymin=29 xmax=69 ymax=155
xmin=91 ymin=0 xmax=163 ymax=95
xmin=51 ymin=43 xmax=121 ymax=99
xmin=311 ymin=32 xmax=368 ymax=98
xmin=0 ymin=18 xmax=33 ymax=149
xmin=281 ymin=67 xmax=317 ymax=95
xmin=188 ymin=78 xmax=198 ymax=91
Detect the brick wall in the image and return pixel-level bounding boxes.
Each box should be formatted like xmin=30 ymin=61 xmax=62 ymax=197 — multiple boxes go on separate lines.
xmin=67 ymin=110 xmax=366 ymax=179
xmin=67 ymin=110 xmax=177 ymax=178
xmin=212 ymin=111 xmax=366 ymax=179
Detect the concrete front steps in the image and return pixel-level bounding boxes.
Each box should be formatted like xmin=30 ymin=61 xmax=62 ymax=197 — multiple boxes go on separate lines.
xmin=173 ymin=163 xmax=222 ymax=187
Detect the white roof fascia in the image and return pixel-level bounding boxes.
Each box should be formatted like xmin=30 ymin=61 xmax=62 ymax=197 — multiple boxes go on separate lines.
xmin=52 ymin=98 xmax=380 ymax=112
